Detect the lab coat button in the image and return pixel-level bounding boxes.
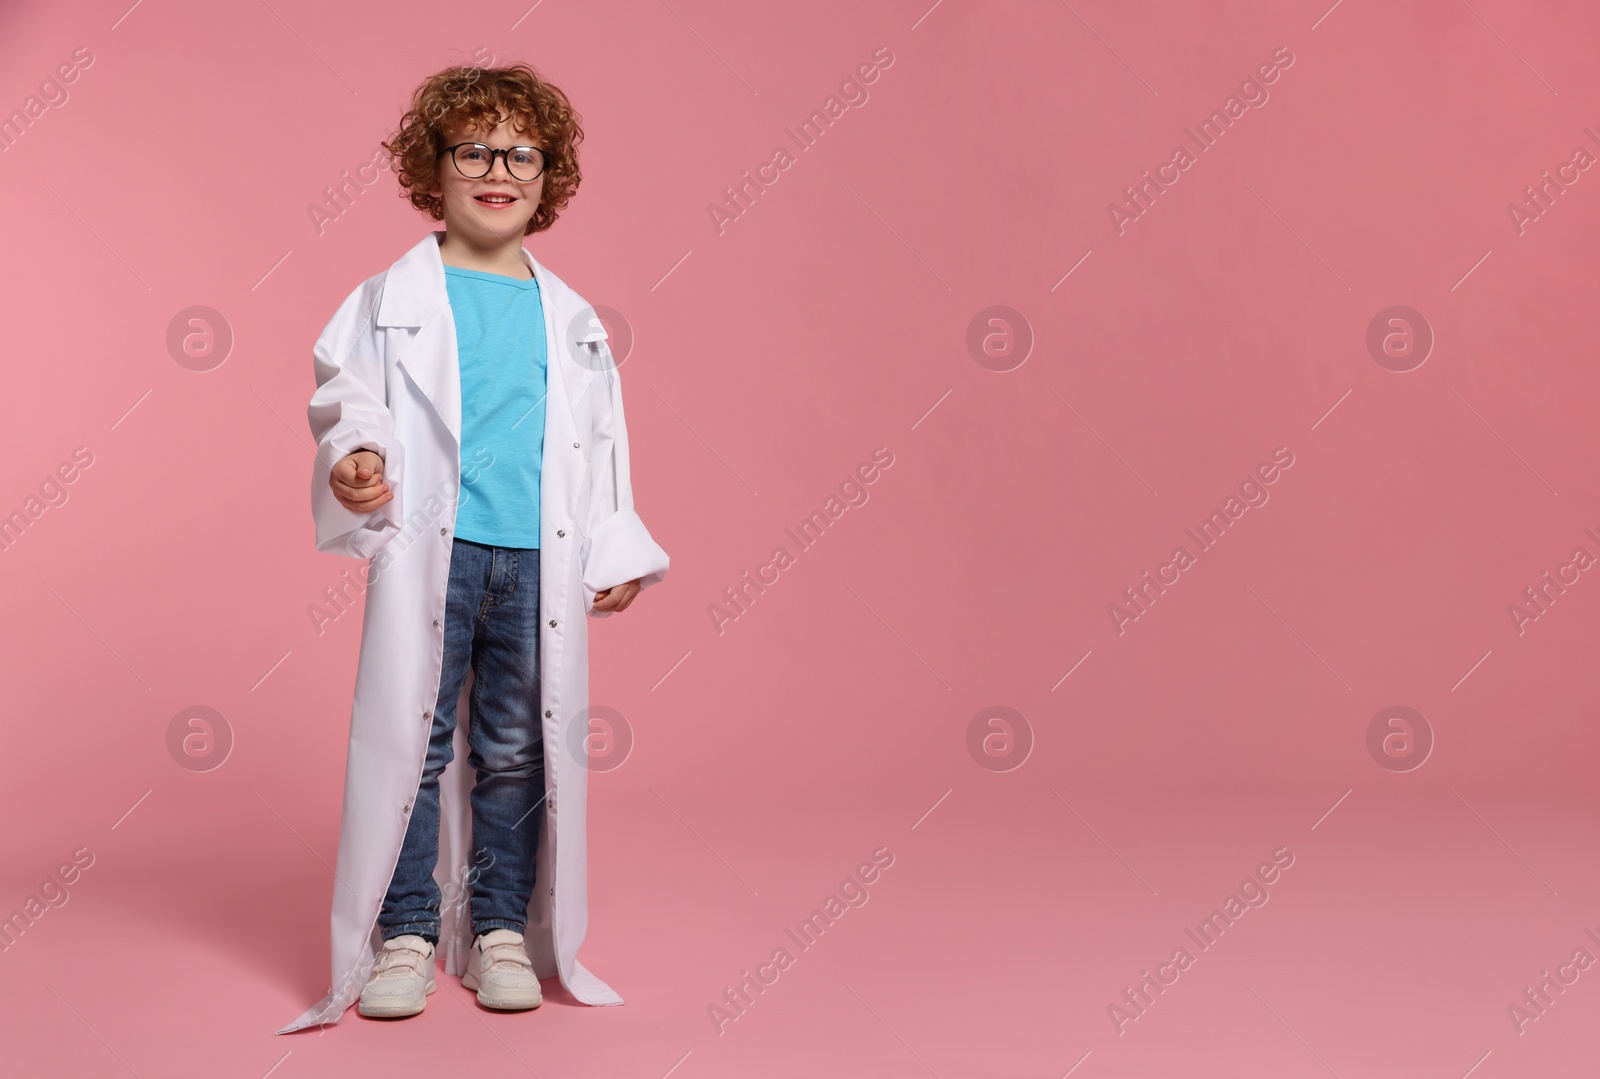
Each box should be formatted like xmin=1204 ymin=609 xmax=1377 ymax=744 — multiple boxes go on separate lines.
xmin=423 ymin=710 xmax=432 ymax=719
xmin=548 ymin=619 xmax=557 ymax=628
xmin=402 ymin=803 xmax=411 ymax=814
xmin=440 ymin=527 xmax=447 ymax=536
xmin=572 ymin=442 xmax=580 ymax=449
xmin=544 ymin=710 xmax=552 ymax=718
xmin=433 ymin=620 xmax=440 ymax=628
xmin=557 ymin=530 xmax=565 ymax=538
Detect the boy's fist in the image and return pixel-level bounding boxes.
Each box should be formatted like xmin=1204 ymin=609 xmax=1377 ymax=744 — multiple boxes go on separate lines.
xmin=592 ymin=578 xmax=642 ymax=613
xmin=330 ymin=450 xmax=392 ymax=513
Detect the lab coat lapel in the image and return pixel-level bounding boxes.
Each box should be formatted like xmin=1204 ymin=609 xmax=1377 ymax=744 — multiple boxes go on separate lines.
xmin=529 ymin=248 xmax=602 ymax=424
xmin=374 ymin=230 xmax=593 ymax=449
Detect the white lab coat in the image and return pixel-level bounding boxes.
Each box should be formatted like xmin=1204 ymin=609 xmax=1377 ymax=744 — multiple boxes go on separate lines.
xmin=276 ymin=230 xmax=668 ymax=1033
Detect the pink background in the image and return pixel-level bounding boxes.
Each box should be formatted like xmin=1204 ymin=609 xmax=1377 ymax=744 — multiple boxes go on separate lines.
xmin=3 ymin=1 xmax=1600 ymax=1076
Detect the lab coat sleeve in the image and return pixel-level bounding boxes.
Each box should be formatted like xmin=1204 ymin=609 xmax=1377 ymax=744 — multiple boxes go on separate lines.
xmin=580 ymin=343 xmax=669 ymax=618
xmin=307 ymin=279 xmax=408 ymax=560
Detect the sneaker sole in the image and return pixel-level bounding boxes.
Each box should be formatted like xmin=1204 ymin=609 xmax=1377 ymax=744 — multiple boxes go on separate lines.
xmin=461 ymin=970 xmax=542 ymax=1010
xmin=358 ymin=974 xmax=437 ymax=1018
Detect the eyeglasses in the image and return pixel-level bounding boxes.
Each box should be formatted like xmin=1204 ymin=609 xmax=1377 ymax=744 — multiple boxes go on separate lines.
xmin=439 ymin=142 xmax=548 ymax=182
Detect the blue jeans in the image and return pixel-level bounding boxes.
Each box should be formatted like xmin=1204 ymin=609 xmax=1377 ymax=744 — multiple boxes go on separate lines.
xmin=378 ymin=538 xmax=545 ymax=944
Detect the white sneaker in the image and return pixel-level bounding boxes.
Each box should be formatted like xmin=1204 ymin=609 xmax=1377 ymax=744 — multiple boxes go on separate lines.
xmin=462 ymin=928 xmax=543 ymax=1010
xmin=358 ymin=934 xmax=437 ymax=1018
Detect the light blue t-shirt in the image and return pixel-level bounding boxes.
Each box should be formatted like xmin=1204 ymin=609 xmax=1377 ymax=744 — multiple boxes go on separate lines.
xmin=444 ymin=264 xmax=547 ymax=548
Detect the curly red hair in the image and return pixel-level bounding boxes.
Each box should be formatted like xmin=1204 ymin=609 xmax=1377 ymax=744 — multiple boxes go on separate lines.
xmin=383 ymin=62 xmax=584 ymax=235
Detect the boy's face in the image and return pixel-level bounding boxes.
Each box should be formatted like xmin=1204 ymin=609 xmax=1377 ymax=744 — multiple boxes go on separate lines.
xmin=428 ymin=113 xmax=546 ymax=244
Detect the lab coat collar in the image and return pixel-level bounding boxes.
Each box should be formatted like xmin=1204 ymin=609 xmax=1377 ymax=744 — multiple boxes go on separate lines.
xmin=376 ymin=229 xmax=555 ymax=328
xmin=374 ymin=230 xmax=598 ymax=445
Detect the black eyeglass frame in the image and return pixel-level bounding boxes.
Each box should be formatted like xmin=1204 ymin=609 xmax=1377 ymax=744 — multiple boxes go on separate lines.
xmin=438 ymin=142 xmax=549 ymax=181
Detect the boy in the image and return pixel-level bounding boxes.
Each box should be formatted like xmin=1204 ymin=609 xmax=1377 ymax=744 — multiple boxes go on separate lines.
xmin=278 ymin=62 xmax=668 ymax=1032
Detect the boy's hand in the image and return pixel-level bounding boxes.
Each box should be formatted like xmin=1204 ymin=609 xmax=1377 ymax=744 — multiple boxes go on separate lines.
xmin=592 ymin=578 xmax=642 ymax=613
xmin=329 ymin=450 xmax=392 ymax=513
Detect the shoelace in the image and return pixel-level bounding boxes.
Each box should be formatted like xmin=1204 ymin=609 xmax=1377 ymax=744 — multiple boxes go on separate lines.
xmin=374 ymin=942 xmax=430 ymax=979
